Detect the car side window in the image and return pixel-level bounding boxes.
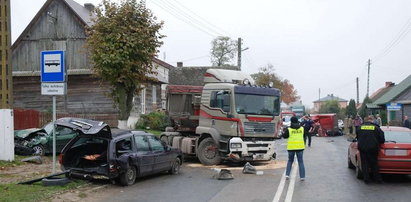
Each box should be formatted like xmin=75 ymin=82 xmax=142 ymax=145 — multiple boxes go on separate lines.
xmin=115 ymin=137 xmax=133 ymax=157
xmin=134 ymin=135 xmax=150 ymax=152
xmin=55 ymin=126 xmax=74 ymax=136
xmin=147 ymin=136 xmax=165 ymax=152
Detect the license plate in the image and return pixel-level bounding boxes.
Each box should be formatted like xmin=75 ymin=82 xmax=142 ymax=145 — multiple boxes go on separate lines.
xmin=385 ymin=149 xmax=407 ymax=156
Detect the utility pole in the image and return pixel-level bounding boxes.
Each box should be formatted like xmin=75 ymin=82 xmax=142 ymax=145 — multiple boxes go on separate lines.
xmin=367 ymin=59 xmax=371 ymax=97
xmin=237 ymin=38 xmax=249 ymax=71
xmin=318 ymin=88 xmax=321 ymax=101
xmin=356 ymin=77 xmax=359 ymax=106
xmin=237 ymin=38 xmax=242 ymax=71
xmin=0 ymin=0 xmax=12 ymax=109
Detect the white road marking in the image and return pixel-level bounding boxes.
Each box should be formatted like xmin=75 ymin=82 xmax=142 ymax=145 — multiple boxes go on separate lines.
xmin=285 ymin=162 xmax=298 ymax=202
xmin=272 ymin=162 xmax=298 ymax=202
xmin=272 ymin=170 xmax=287 ymax=202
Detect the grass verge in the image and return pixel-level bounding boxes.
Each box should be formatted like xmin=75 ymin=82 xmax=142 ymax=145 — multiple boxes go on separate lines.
xmin=0 ymin=179 xmax=86 ymax=202
xmin=0 ymin=155 xmax=27 ymax=168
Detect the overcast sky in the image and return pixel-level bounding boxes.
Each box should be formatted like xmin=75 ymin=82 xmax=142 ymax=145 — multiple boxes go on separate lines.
xmin=11 ymin=0 xmax=411 ymax=108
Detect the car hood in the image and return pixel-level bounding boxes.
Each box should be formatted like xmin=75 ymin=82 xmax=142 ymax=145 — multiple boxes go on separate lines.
xmin=56 ymin=117 xmax=112 ymax=138
xmin=14 ymin=128 xmax=46 ymax=139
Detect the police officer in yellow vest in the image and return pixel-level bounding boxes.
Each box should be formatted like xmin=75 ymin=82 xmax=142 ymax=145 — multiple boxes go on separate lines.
xmin=282 ymin=116 xmax=305 ymax=181
xmin=356 ymin=115 xmax=385 ymax=184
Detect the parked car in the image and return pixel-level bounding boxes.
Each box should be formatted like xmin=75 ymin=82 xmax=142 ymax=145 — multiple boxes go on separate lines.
xmin=347 ymin=126 xmax=411 ymax=179
xmin=59 ymin=118 xmax=183 ymax=186
xmin=14 ymin=118 xmax=79 ymax=156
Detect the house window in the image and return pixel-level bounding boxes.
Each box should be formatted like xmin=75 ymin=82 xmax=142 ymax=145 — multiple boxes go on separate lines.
xmin=141 ymin=88 xmax=146 ymax=114
xmin=152 ymin=85 xmax=156 ymax=104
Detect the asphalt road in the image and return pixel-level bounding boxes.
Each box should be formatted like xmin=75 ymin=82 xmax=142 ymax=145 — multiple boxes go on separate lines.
xmin=86 ymin=136 xmax=411 ymax=202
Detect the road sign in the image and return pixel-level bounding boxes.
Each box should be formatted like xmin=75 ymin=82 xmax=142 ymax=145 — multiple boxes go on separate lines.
xmin=41 ymin=83 xmax=66 ymax=95
xmin=41 ymin=50 xmax=65 ymax=82
xmin=386 ymin=103 xmax=402 ymax=111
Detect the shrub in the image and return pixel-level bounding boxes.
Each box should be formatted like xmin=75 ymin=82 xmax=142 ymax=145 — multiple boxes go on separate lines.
xmin=135 ymin=111 xmax=170 ymax=131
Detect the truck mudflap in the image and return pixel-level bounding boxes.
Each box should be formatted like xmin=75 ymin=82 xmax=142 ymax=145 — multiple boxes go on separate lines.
xmin=227 ymin=137 xmax=276 ymax=161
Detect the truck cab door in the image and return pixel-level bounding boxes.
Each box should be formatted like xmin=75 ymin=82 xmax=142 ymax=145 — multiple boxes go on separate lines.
xmin=209 ymin=90 xmax=237 ymax=136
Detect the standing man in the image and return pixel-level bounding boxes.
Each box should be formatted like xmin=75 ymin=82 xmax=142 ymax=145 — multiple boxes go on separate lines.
xmin=347 ymin=115 xmax=353 ymax=134
xmin=353 ymin=115 xmax=363 ymax=135
xmin=282 ymin=116 xmax=306 ymax=181
xmin=404 ymin=116 xmax=410 ymax=129
xmin=301 ymin=115 xmax=314 ymax=147
xmin=375 ymin=114 xmax=382 ymax=126
xmin=356 ymin=115 xmax=385 ymax=184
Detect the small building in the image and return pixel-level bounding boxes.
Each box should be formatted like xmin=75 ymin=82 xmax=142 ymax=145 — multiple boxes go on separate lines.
xmin=11 ymin=0 xmax=173 ymax=127
xmin=313 ymin=94 xmax=348 ymax=113
xmin=371 ymin=75 xmax=411 ymax=125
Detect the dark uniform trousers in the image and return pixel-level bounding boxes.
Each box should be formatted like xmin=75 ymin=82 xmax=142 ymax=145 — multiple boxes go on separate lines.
xmin=360 ymin=150 xmax=382 ymax=182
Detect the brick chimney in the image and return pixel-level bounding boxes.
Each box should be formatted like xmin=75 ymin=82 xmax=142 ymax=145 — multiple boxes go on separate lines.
xmin=84 ymin=3 xmax=95 ymax=12
xmin=385 ymin=81 xmax=394 ymax=87
xmin=177 ymin=62 xmax=183 ymax=67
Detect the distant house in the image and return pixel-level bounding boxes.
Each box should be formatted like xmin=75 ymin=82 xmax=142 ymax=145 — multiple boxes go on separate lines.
xmin=313 ymin=94 xmax=348 ymax=113
xmin=370 ymin=75 xmax=411 ymax=125
xmin=365 ymin=81 xmax=395 ymax=113
xmin=11 ymin=0 xmax=173 ymax=127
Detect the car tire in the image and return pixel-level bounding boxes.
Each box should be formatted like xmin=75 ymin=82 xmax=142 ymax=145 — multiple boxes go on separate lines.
xmin=119 ymin=166 xmax=137 ymax=186
xmin=42 ymin=177 xmax=71 ymax=186
xmin=355 ymin=160 xmax=363 ymax=179
xmin=169 ymin=157 xmax=181 ymax=175
xmin=32 ymin=145 xmax=46 ymax=156
xmin=197 ymin=137 xmax=221 ymax=165
xmin=348 ymin=151 xmax=355 ymax=169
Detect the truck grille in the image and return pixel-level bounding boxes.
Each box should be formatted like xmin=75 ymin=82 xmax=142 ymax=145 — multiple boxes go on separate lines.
xmin=243 ymin=122 xmax=275 ymax=134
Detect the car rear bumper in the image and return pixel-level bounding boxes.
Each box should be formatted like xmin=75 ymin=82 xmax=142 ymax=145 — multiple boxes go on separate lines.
xmin=379 ymin=158 xmax=411 ymax=174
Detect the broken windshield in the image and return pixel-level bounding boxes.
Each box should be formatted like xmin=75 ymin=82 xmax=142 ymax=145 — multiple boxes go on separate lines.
xmin=235 ymin=93 xmax=280 ymax=116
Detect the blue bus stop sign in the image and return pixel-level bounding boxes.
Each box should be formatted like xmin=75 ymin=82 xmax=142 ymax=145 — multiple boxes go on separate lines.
xmin=41 ymin=50 xmax=65 ymax=82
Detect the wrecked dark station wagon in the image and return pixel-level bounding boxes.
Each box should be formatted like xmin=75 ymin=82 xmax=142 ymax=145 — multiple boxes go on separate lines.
xmin=59 ymin=118 xmax=183 ymax=186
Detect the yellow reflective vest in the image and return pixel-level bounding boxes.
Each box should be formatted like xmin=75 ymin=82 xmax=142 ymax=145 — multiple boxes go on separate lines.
xmin=287 ymin=127 xmax=305 ymax=150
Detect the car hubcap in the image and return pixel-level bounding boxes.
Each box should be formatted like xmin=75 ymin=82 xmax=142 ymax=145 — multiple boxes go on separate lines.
xmin=33 ymin=146 xmax=43 ymax=155
xmin=127 ymin=169 xmax=134 ymax=181
xmin=174 ymin=161 xmax=180 ymax=173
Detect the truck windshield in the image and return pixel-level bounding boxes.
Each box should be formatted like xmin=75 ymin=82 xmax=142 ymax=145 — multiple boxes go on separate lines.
xmin=235 ymin=94 xmax=280 ymax=116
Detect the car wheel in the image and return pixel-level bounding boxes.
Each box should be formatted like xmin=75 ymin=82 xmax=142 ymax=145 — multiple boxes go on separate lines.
xmin=119 ymin=166 xmax=137 ymax=186
xmin=169 ymin=157 xmax=181 ymax=175
xmin=348 ymin=151 xmax=355 ymax=169
xmin=32 ymin=145 xmax=45 ymax=156
xmin=355 ymin=159 xmax=363 ymax=179
xmin=197 ymin=137 xmax=221 ymax=165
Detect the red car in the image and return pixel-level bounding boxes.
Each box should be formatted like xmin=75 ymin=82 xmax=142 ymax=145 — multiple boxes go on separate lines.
xmin=348 ymin=126 xmax=411 ymax=179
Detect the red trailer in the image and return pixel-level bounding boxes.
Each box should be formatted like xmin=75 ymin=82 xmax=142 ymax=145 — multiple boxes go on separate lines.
xmin=310 ymin=114 xmax=341 ymax=136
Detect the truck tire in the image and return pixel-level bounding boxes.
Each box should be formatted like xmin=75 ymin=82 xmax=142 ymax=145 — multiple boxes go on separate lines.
xmin=160 ymin=135 xmax=169 ymax=145
xmin=197 ymin=137 xmax=221 ymax=165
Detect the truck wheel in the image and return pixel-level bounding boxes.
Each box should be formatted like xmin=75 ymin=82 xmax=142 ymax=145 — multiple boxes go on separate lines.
xmin=32 ymin=145 xmax=45 ymax=156
xmin=160 ymin=135 xmax=169 ymax=145
xmin=197 ymin=137 xmax=221 ymax=165
xmin=119 ymin=166 xmax=137 ymax=186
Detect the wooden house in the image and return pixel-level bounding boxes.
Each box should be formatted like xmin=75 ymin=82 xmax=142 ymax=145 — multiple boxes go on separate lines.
xmin=12 ymin=0 xmax=173 ymax=127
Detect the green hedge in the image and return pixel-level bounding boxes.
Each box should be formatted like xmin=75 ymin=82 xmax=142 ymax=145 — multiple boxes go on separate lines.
xmin=135 ymin=111 xmax=170 ymax=131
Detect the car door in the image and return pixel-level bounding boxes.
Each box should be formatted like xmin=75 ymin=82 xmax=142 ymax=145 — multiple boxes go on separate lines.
xmin=134 ymin=135 xmax=156 ymax=176
xmin=147 ymin=135 xmax=170 ymax=172
xmin=55 ymin=126 xmax=78 ymax=152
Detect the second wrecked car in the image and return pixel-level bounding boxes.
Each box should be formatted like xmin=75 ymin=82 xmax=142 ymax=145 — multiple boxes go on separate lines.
xmin=59 ymin=118 xmax=183 ymax=186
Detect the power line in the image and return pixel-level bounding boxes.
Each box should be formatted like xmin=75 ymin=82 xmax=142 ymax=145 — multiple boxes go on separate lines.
xmin=149 ymin=0 xmax=218 ymax=37
xmin=170 ymin=0 xmax=233 ymax=37
xmin=373 ymin=15 xmax=411 ymax=63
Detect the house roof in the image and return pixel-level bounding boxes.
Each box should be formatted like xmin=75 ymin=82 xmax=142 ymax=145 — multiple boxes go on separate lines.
xmin=313 ymin=94 xmax=347 ymax=103
xmin=369 ymin=84 xmax=395 ymax=102
xmin=152 ymin=58 xmax=174 ymax=69
xmin=12 ymin=0 xmax=95 ymax=50
xmin=373 ymin=75 xmax=411 ymax=105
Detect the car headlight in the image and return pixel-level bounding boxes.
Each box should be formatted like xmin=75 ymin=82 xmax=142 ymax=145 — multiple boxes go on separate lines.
xmin=231 ymin=143 xmax=242 ymax=149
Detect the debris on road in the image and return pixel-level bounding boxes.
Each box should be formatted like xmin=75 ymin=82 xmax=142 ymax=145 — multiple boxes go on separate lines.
xmin=21 ymin=156 xmax=43 ymax=164
xmin=242 ymin=162 xmax=257 ymax=174
xmin=217 ymin=169 xmax=234 ymax=180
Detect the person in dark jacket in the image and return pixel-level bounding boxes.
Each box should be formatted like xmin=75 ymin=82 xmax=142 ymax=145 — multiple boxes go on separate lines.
xmin=404 ymin=116 xmax=410 ymax=129
xmin=356 ymin=115 xmax=385 ymax=184
xmin=301 ymin=115 xmax=314 ymax=147
xmin=282 ymin=116 xmax=306 ymax=181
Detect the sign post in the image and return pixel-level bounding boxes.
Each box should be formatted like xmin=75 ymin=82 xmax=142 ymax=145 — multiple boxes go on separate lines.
xmin=386 ymin=103 xmax=402 ymax=123
xmin=41 ymin=50 xmax=65 ymax=173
